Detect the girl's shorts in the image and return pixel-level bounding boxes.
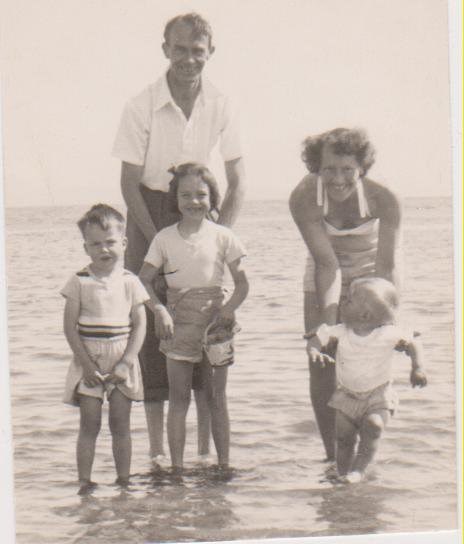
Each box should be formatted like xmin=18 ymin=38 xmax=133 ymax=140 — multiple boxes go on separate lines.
xmin=160 ymin=287 xmax=224 ymax=363
xmin=328 ymin=382 xmax=398 ymax=426
xmin=63 ymin=336 xmax=144 ymax=406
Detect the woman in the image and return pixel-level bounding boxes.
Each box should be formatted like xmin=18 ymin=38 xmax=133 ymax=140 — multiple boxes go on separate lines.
xmin=289 ymin=127 xmax=402 ymax=461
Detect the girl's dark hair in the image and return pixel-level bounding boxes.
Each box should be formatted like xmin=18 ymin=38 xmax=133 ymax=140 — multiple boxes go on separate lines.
xmin=77 ymin=203 xmax=125 ymax=236
xmin=167 ymin=163 xmax=221 ymax=215
xmin=301 ymin=127 xmax=376 ymax=176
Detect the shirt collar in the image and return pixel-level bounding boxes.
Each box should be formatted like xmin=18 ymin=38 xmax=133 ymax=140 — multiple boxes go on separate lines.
xmin=153 ymin=72 xmax=221 ymax=111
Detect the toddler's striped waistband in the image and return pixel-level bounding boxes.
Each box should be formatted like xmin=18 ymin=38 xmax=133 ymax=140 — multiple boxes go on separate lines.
xmin=78 ymin=322 xmax=130 ymax=339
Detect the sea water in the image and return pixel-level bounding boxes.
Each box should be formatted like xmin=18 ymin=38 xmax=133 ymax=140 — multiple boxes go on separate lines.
xmin=4 ymin=198 xmax=457 ymax=543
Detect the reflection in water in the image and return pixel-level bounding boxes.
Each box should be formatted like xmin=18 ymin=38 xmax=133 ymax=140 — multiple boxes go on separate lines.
xmin=313 ymin=478 xmax=387 ymax=536
xmin=70 ymin=467 xmax=238 ymax=543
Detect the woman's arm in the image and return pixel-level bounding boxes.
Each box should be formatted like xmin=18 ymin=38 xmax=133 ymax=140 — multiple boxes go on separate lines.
xmin=371 ymin=182 xmax=402 ymax=287
xmin=63 ymin=298 xmax=101 ymax=387
xmin=139 ymin=262 xmax=174 ymax=339
xmin=216 ymin=257 xmax=249 ymax=326
xmin=289 ymin=177 xmax=341 ymax=325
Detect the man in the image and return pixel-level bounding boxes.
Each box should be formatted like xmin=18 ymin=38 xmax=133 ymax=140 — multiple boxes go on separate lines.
xmin=112 ymin=13 xmax=245 ymax=467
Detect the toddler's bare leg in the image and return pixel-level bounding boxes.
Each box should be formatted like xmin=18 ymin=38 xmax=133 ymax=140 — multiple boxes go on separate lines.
xmin=77 ymin=396 xmax=102 ymax=482
xmin=109 ymin=389 xmax=132 ymax=482
xmin=166 ymin=359 xmax=193 ymax=469
xmin=335 ymin=410 xmax=358 ymax=476
xmin=194 ymin=388 xmax=211 ymax=456
xmin=352 ymin=410 xmax=389 ymax=475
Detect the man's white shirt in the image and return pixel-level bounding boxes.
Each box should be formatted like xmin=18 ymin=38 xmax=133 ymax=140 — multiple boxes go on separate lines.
xmin=112 ymin=73 xmax=241 ymax=191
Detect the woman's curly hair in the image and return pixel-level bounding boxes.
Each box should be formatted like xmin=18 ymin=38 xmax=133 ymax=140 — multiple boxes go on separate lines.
xmin=301 ymin=127 xmax=376 ymax=176
xmin=167 ymin=162 xmax=221 ymax=215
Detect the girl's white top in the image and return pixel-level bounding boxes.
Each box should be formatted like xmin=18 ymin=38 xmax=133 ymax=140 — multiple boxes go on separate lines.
xmin=144 ymin=220 xmax=246 ymax=289
xmin=316 ymin=323 xmax=414 ymax=393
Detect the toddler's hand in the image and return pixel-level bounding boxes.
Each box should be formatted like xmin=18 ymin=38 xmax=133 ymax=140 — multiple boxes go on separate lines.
xmin=410 ymin=368 xmax=427 ymax=388
xmin=154 ymin=306 xmax=174 ymax=340
xmin=106 ymin=361 xmax=130 ymax=385
xmin=82 ymin=363 xmax=103 ymax=388
xmin=307 ymin=345 xmax=334 ymax=368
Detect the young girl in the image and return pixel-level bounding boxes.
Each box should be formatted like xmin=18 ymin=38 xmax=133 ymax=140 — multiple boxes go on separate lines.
xmin=139 ymin=163 xmax=249 ymax=473
xmin=62 ymin=204 xmax=148 ymax=494
xmin=306 ymin=277 xmax=427 ymax=483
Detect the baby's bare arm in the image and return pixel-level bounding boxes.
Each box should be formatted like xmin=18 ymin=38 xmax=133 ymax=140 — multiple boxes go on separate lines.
xmin=305 ymin=333 xmax=335 ymax=367
xmin=406 ymin=338 xmax=427 ymax=388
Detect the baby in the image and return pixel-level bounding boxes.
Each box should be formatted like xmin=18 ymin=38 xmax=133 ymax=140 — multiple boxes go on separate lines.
xmin=306 ymin=277 xmax=427 ymax=483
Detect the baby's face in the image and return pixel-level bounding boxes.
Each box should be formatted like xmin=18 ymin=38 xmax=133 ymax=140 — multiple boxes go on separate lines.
xmin=341 ymin=285 xmax=373 ymax=328
xmin=83 ymin=221 xmax=126 ymax=273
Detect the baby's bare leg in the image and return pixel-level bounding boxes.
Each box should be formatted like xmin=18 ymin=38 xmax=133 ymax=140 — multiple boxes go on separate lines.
xmin=335 ymin=410 xmax=358 ymax=476
xmin=77 ymin=396 xmax=102 ymax=483
xmin=109 ymin=389 xmax=132 ymax=483
xmin=352 ymin=410 xmax=389 ymax=475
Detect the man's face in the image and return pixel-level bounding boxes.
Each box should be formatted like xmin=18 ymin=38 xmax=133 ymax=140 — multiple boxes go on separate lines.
xmin=163 ymin=22 xmax=213 ymax=85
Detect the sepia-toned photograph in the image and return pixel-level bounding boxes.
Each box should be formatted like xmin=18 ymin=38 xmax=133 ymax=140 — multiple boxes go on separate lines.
xmin=0 ymin=1 xmax=461 ymax=543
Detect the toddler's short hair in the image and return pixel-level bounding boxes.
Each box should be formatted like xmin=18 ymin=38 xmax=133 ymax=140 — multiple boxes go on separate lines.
xmin=167 ymin=162 xmax=221 ymax=215
xmin=77 ymin=204 xmax=125 ymax=237
xmin=350 ymin=277 xmax=399 ymax=326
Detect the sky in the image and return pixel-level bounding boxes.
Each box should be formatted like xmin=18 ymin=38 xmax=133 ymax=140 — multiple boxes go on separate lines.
xmin=0 ymin=0 xmax=455 ymax=207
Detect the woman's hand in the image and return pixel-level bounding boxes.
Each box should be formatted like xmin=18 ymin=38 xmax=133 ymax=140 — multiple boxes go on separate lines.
xmin=154 ymin=306 xmax=174 ymax=339
xmin=410 ymin=368 xmax=427 ymax=388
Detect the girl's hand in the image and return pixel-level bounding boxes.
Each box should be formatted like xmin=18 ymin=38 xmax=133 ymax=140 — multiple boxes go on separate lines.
xmin=82 ymin=363 xmax=103 ymax=387
xmin=307 ymin=345 xmax=335 ymax=368
xmin=154 ymin=306 xmax=174 ymax=339
xmin=410 ymin=368 xmax=427 ymax=388
xmin=215 ymin=306 xmax=235 ymax=329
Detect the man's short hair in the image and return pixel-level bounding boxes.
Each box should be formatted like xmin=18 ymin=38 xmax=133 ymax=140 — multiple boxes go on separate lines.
xmin=163 ymin=12 xmax=213 ymax=48
xmin=77 ymin=204 xmax=125 ymax=237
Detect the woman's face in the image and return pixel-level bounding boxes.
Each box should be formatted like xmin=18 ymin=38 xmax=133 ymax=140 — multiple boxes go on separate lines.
xmin=319 ymin=145 xmax=362 ymax=202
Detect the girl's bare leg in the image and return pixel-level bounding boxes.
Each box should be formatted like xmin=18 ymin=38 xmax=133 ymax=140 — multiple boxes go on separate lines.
xmin=144 ymin=400 xmax=165 ymax=458
xmin=203 ymin=363 xmax=229 ymax=467
xmin=109 ymin=389 xmax=132 ymax=482
xmin=194 ymin=388 xmax=211 ymax=456
xmin=166 ymin=359 xmax=193 ymax=469
xmin=305 ymin=292 xmax=336 ymax=461
xmin=352 ymin=410 xmax=389 ymax=475
xmin=335 ymin=410 xmax=358 ymax=476
xmin=77 ymin=396 xmax=102 ymax=483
